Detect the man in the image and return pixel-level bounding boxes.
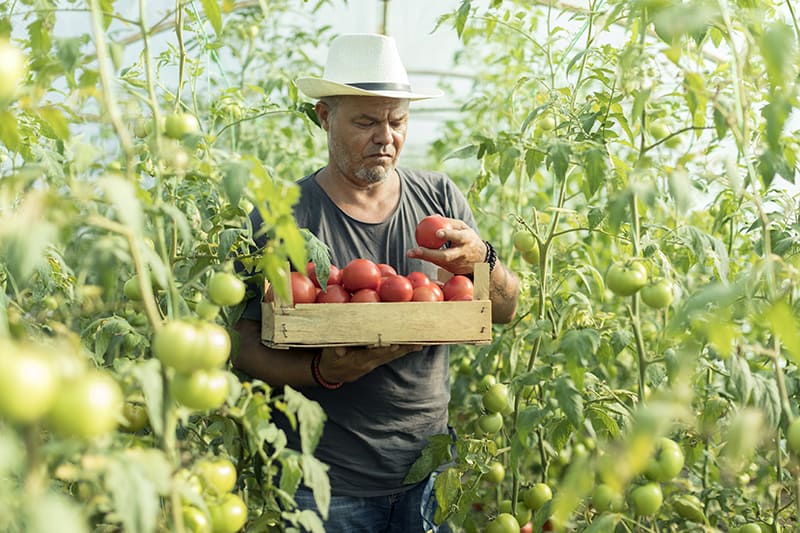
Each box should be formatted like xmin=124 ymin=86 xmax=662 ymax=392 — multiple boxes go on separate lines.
xmin=234 ymin=33 xmax=520 ymax=532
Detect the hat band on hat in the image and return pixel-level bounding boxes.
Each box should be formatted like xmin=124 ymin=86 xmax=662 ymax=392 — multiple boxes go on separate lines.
xmin=346 ymin=82 xmax=413 ymax=92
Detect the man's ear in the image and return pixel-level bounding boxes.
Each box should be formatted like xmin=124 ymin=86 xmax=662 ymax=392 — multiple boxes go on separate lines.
xmin=315 ymin=101 xmax=330 ymax=131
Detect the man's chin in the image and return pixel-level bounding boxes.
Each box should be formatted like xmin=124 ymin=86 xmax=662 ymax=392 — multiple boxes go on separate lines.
xmin=356 ymin=165 xmax=394 ymax=184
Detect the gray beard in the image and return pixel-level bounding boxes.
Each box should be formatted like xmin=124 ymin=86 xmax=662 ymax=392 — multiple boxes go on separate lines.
xmin=356 ymin=165 xmax=392 ymax=184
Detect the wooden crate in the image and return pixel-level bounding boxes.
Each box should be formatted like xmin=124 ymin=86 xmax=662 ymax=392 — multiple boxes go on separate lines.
xmin=261 ymin=263 xmax=492 ymax=348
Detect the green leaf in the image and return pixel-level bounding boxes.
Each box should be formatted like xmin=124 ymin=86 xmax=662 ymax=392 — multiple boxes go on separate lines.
xmin=279 ymin=454 xmax=302 ymax=497
xmin=433 ymin=468 xmax=462 ymax=525
xmin=554 ymin=377 xmax=583 ymax=427
xmin=584 ymin=513 xmax=621 ymax=532
xmin=713 ymin=106 xmax=728 ymax=140
xmin=759 ymin=23 xmax=796 ymax=89
xmin=200 ymin=0 xmax=223 ymax=35
xmin=301 ymin=228 xmax=331 ymax=284
xmin=559 ymin=328 xmax=600 ymax=364
xmin=131 ymin=359 xmax=165 ymax=437
xmin=284 ymin=386 xmax=326 ymax=454
xmin=107 ymin=450 xmax=171 ymax=533
xmin=404 ymin=433 xmax=454 ymax=484
xmin=443 ymin=144 xmax=478 ymax=161
xmin=222 ymin=160 xmax=249 ymax=206
xmin=0 ymin=110 xmax=21 ymax=151
xmin=37 ymin=106 xmax=71 ymax=140
xmin=101 ymin=176 xmax=143 ymax=236
xmin=300 ymin=454 xmax=331 ymax=520
xmin=498 ymin=146 xmax=520 ymax=184
xmin=587 ymin=207 xmax=606 ymax=230
xmin=582 ymin=147 xmax=607 ymax=198
xmin=587 ymin=405 xmax=621 ymax=439
xmin=547 ymin=141 xmax=571 ymax=182
xmin=516 ymin=406 xmax=546 ymax=443
xmin=454 ymin=1 xmax=471 ymax=38
xmin=727 ymin=355 xmax=754 ymax=405
xmin=762 ymin=95 xmax=790 ymax=153
xmin=764 ymin=299 xmax=800 ymax=366
xmin=631 ymin=89 xmax=650 ymax=127
xmin=525 ymin=148 xmax=544 ymax=178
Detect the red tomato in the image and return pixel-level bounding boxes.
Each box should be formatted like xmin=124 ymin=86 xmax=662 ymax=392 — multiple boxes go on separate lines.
xmin=520 ymin=522 xmax=534 ymax=533
xmin=315 ymin=284 xmax=351 ymax=303
xmin=443 ymin=275 xmax=474 ymax=301
xmin=430 ymin=283 xmax=445 ymax=301
xmin=290 ymin=272 xmax=317 ymax=304
xmin=411 ymin=286 xmax=441 ymax=302
xmin=406 ymin=271 xmax=431 ymax=289
xmin=379 ymin=275 xmax=414 ymax=302
xmin=350 ymin=289 xmax=381 ymax=303
xmin=306 ymin=262 xmax=342 ymax=288
xmin=341 ymin=258 xmax=381 ymax=292
xmin=415 ymin=215 xmax=449 ymax=249
xmin=377 ymin=263 xmax=397 ymax=277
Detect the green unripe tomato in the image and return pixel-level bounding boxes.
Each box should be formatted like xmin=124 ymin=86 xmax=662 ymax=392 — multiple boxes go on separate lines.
xmin=640 ymin=279 xmax=674 ymax=308
xmin=644 ymin=437 xmax=684 ymax=482
xmin=124 ymin=276 xmax=144 ymax=301
xmin=207 ymin=272 xmax=246 ymax=307
xmin=172 ymin=368 xmax=229 ymax=411
xmin=592 ymin=483 xmax=624 ymax=513
xmin=487 ymin=513 xmax=520 ymax=533
xmin=629 ymin=483 xmax=663 ymax=516
xmin=49 ymin=370 xmax=123 ymax=438
xmin=521 ymin=246 xmax=540 ymax=265
xmin=479 ymin=374 xmax=497 ymax=392
xmin=605 ymin=261 xmax=648 ymax=296
xmin=120 ymin=401 xmax=149 ymax=432
xmin=209 ymin=493 xmax=247 ymax=533
xmin=182 ymin=506 xmax=212 ymax=533
xmin=512 ymin=230 xmax=537 ymax=253
xmin=164 ymin=112 xmax=200 ymax=139
xmin=522 ymin=483 xmax=552 ymax=511
xmin=196 ymin=298 xmax=221 ymax=320
xmin=482 ymin=383 xmax=510 ymax=414
xmin=737 ymin=524 xmax=762 ymax=533
xmin=0 ymin=40 xmax=27 ymax=103
xmin=195 ymin=457 xmax=237 ymax=494
xmin=786 ymin=418 xmax=800 ymax=454
xmin=539 ymin=115 xmax=556 ymax=131
xmin=0 ymin=346 xmax=58 ymax=424
xmin=485 ymin=461 xmax=505 ymax=484
xmin=477 ymin=412 xmax=504 ymax=435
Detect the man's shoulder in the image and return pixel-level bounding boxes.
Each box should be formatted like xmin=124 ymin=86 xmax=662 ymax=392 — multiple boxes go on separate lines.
xmin=397 ymin=167 xmax=456 ymax=191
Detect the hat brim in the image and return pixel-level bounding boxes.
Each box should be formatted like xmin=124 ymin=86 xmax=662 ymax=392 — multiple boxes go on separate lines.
xmin=296 ymin=77 xmax=442 ymax=101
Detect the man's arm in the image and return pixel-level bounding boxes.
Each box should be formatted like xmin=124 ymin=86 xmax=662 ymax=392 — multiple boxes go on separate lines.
xmin=233 ymin=318 xmax=422 ymax=386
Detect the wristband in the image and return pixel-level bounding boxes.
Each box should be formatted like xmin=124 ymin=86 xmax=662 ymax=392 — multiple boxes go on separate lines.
xmin=311 ymin=352 xmax=343 ymax=389
xmin=483 ymin=240 xmax=497 ymax=274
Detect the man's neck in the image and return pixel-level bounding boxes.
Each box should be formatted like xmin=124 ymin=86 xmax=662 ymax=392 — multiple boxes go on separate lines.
xmin=316 ymin=166 xmax=401 ymax=223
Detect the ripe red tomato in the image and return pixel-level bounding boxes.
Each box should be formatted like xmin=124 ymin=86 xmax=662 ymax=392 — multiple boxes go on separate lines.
xmin=315 ymin=284 xmax=351 ymax=303
xmin=306 ymin=262 xmax=342 ymax=288
xmin=430 ymin=283 xmax=444 ymax=301
xmin=350 ymin=289 xmax=380 ymax=302
xmin=379 ymin=274 xmax=414 ymax=302
xmin=412 ymin=286 xmax=441 ymax=302
xmin=443 ymin=275 xmax=474 ymax=301
xmin=415 ymin=215 xmax=449 ymax=249
xmin=341 ymin=258 xmax=381 ymax=292
xmin=290 ymin=271 xmax=317 ymax=304
xmin=406 ymin=271 xmax=431 ymax=288
xmin=377 ymin=263 xmax=397 ymax=277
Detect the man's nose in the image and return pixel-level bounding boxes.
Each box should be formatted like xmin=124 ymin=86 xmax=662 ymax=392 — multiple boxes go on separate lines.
xmin=372 ymin=122 xmax=393 ymax=145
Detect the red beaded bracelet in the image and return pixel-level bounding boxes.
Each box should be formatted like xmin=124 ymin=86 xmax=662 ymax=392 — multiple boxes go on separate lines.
xmin=311 ymin=352 xmax=344 ymax=389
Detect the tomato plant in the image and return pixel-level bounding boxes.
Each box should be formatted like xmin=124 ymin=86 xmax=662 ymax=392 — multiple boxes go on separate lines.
xmin=415 ymin=214 xmax=449 ymax=249
xmin=341 ymin=258 xmax=382 ymax=292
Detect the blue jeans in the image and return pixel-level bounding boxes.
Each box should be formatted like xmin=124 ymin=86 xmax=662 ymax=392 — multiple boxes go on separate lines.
xmin=293 ymin=473 xmax=449 ymax=533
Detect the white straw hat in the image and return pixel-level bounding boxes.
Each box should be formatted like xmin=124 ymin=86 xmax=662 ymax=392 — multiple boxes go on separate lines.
xmin=295 ymin=33 xmax=443 ymax=101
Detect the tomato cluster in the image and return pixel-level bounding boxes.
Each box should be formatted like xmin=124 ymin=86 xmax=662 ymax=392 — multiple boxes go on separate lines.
xmin=284 ymin=258 xmax=475 ymax=304
xmin=178 ymin=456 xmax=247 ymax=533
xmin=0 ymin=338 xmax=123 ymax=439
xmin=152 ymin=320 xmax=232 ymax=411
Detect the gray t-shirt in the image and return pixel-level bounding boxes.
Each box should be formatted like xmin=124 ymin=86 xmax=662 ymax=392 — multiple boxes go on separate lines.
xmin=245 ymin=167 xmax=478 ymax=497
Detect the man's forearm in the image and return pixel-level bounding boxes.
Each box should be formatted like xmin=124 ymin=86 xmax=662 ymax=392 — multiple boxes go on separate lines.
xmin=232 ymin=318 xmax=317 ymax=387
xmin=489 ymin=260 xmax=520 ymax=323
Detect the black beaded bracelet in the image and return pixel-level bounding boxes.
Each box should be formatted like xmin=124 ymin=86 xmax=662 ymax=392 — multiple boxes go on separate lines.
xmin=483 ymin=240 xmax=497 ymax=274
xmin=311 ymin=352 xmax=343 ymax=389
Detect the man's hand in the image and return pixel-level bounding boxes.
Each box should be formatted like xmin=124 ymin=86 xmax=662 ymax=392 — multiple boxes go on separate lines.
xmin=317 ymin=344 xmax=423 ymax=384
xmin=406 ymin=217 xmax=486 ymax=275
